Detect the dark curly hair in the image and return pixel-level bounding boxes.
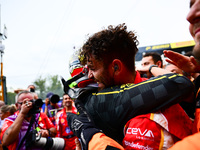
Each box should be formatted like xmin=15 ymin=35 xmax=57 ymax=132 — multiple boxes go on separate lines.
xmin=80 ymin=23 xmax=139 ymax=72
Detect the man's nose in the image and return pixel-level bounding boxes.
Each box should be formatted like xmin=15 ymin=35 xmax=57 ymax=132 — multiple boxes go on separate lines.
xmin=187 ymin=2 xmax=200 ymax=24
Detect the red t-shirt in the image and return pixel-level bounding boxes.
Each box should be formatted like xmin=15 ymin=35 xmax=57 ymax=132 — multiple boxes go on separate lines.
xmin=37 ymin=112 xmax=55 ymax=130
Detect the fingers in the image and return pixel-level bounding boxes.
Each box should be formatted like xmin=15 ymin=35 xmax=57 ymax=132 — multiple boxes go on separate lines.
xmin=164 ymin=50 xmax=177 ymax=65
xmin=164 ymin=50 xmax=177 ymax=56
xmin=39 ymin=129 xmax=49 ymax=137
xmin=190 ymin=56 xmax=200 ymax=72
xmin=163 ymin=50 xmax=173 ymax=57
xmin=20 ymin=100 xmax=33 ymax=115
xmin=164 ymin=50 xmax=182 ymax=60
xmin=191 ymin=56 xmax=198 ymax=65
xmin=165 ymin=58 xmax=177 ymax=66
xmin=75 ymin=138 xmax=82 ymax=150
xmin=23 ymin=99 xmax=32 ymax=107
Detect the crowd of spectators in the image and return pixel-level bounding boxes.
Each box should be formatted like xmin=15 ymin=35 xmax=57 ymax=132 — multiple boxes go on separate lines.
xmin=0 ymin=85 xmax=77 ymax=150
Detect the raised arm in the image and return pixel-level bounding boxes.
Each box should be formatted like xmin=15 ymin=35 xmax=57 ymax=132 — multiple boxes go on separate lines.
xmin=44 ymin=98 xmax=49 ymax=116
xmin=164 ymin=50 xmax=200 ymax=73
xmin=137 ymin=64 xmax=173 ymax=77
xmin=2 ymin=100 xmax=32 ymax=146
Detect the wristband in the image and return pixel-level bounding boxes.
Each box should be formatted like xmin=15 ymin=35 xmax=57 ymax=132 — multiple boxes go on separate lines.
xmin=149 ymin=65 xmax=158 ymax=74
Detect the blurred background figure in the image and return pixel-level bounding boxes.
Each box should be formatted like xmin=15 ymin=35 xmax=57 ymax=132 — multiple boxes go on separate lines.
xmin=27 ymin=85 xmax=36 ymax=93
xmin=27 ymin=84 xmax=38 ymax=99
xmin=138 ymin=52 xmax=163 ymax=78
xmin=55 ymin=93 xmax=77 ymax=150
xmin=141 ymin=52 xmax=163 ymax=68
xmin=0 ymin=101 xmax=5 ymax=139
xmin=0 ymin=104 xmax=17 ymax=124
xmin=42 ymin=92 xmax=62 ymax=125
xmin=0 ymin=104 xmax=16 ymax=150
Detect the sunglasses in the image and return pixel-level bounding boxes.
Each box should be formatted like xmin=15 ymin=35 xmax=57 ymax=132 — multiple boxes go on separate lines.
xmin=17 ymin=102 xmax=23 ymax=105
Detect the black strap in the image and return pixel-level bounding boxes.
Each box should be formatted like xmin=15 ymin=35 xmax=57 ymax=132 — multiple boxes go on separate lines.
xmin=2 ymin=146 xmax=8 ymax=150
xmin=105 ymin=145 xmax=121 ymax=150
xmin=17 ymin=114 xmax=36 ymax=150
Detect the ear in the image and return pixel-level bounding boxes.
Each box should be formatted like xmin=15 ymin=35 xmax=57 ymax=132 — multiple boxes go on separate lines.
xmin=112 ymin=59 xmax=122 ymax=75
xmin=156 ymin=60 xmax=162 ymax=68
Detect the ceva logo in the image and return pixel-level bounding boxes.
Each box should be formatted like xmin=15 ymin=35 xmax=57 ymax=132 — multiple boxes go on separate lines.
xmin=126 ymin=128 xmax=154 ymax=138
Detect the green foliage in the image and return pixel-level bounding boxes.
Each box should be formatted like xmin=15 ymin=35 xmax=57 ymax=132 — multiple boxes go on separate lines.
xmin=7 ymin=92 xmax=16 ymax=104
xmin=34 ymin=76 xmax=47 ymax=99
xmin=34 ymin=75 xmax=63 ymax=99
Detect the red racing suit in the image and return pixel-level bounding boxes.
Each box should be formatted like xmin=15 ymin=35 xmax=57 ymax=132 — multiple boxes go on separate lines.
xmin=122 ymin=73 xmax=193 ymax=149
xmin=123 ymin=104 xmax=193 ymax=149
xmin=55 ymin=107 xmax=77 ymax=150
xmin=37 ymin=112 xmax=55 ymax=130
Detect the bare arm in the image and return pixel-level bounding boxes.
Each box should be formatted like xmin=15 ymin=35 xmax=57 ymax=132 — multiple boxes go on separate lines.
xmin=137 ymin=64 xmax=173 ymax=77
xmin=150 ymin=65 xmax=173 ymax=76
xmin=2 ymin=113 xmax=25 ymax=146
xmin=164 ymin=50 xmax=200 ymax=73
xmin=44 ymin=98 xmax=49 ymax=116
xmin=2 ymin=100 xmax=32 ymax=146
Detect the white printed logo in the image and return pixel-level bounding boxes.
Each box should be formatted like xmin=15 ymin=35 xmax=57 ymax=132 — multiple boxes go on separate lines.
xmin=126 ymin=128 xmax=154 ymax=138
xmin=73 ymin=119 xmax=83 ymax=131
xmin=124 ymin=140 xmax=154 ymax=150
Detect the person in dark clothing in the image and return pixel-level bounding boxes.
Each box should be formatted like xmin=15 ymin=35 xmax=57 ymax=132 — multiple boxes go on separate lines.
xmin=65 ymin=23 xmax=194 ymax=150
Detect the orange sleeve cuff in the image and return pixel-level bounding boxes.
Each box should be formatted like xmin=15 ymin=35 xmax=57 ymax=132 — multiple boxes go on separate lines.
xmin=88 ymin=133 xmax=124 ymax=150
xmin=169 ymin=132 xmax=200 ymax=150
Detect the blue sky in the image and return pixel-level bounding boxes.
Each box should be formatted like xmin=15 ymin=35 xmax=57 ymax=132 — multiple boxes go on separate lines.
xmin=0 ymin=0 xmax=193 ymax=91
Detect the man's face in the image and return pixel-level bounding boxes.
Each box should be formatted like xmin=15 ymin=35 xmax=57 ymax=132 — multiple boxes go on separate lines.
xmin=28 ymin=85 xmax=35 ymax=90
xmin=141 ymin=56 xmax=155 ymax=67
xmin=87 ymin=54 xmax=114 ymax=90
xmin=187 ymin=0 xmax=200 ymax=57
xmin=17 ymin=93 xmax=33 ymax=110
xmin=62 ymin=94 xmax=73 ymax=107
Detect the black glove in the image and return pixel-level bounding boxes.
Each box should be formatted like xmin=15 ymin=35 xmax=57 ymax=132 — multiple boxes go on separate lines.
xmin=67 ymin=99 xmax=101 ymax=150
